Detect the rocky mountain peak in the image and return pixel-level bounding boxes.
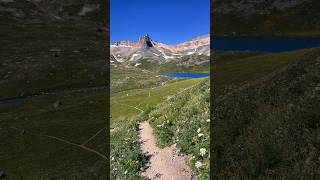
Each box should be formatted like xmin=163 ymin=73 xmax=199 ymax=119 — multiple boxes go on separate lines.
xmin=137 ymin=34 xmax=154 ymax=48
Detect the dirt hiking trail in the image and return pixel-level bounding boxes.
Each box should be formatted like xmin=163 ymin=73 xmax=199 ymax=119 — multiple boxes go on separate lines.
xmin=139 ymin=121 xmax=195 ymax=180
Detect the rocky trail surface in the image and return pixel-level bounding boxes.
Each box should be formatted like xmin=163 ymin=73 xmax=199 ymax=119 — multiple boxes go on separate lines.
xmin=139 ymin=121 xmax=194 ymax=180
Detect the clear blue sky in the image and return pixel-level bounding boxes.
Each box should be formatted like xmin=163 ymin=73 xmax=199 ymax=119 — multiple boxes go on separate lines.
xmin=110 ymin=0 xmax=210 ymax=45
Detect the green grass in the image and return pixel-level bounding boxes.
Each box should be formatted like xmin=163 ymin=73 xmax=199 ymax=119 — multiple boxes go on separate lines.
xmin=0 ymin=2 xmax=108 ymax=178
xmin=0 ymin=22 xmax=107 ymax=99
xmin=0 ymin=22 xmax=108 ymax=178
xmin=213 ymin=49 xmax=314 ymax=95
xmin=148 ymin=79 xmax=210 ymax=179
xmin=110 ymin=78 xmax=204 ymax=127
xmin=110 ymin=56 xmax=210 ymax=179
xmin=213 ymin=48 xmax=320 ymax=179
xmin=110 ymin=65 xmax=167 ymax=94
xmin=134 ymin=57 xmax=209 ymax=73
xmin=0 ymin=90 xmax=108 ymax=179
xmin=110 ymin=78 xmax=210 ymax=179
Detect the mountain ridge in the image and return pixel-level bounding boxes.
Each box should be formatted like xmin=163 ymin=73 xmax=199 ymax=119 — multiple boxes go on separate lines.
xmin=110 ymin=34 xmax=210 ymax=63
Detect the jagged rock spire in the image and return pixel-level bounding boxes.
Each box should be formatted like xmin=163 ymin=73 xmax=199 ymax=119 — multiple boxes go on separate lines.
xmin=137 ymin=34 xmax=154 ymax=48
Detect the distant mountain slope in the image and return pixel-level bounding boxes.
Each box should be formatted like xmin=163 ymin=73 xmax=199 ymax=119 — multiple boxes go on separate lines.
xmin=0 ymin=0 xmax=106 ymax=23
xmin=212 ymin=0 xmax=320 ymax=36
xmin=110 ymin=34 xmax=210 ymax=62
xmin=213 ymin=48 xmax=320 ymax=178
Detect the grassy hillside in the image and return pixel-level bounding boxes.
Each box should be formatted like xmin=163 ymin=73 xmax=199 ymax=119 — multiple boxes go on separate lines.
xmin=110 ymin=78 xmax=203 ymax=127
xmin=0 ymin=0 xmax=109 ymax=178
xmin=149 ymin=78 xmax=210 ymax=179
xmin=0 ymin=90 xmax=108 ymax=179
xmin=213 ymin=48 xmax=320 ymax=178
xmin=110 ymin=51 xmax=210 ymax=179
xmin=110 ymin=111 xmax=150 ymax=180
xmin=111 ymin=78 xmax=210 ymax=179
xmin=110 ymin=65 xmax=165 ymax=94
xmin=133 ymin=55 xmax=209 ymax=73
xmin=0 ymin=17 xmax=107 ymax=179
xmin=0 ymin=22 xmax=107 ymax=99
xmin=213 ymin=49 xmax=314 ymax=95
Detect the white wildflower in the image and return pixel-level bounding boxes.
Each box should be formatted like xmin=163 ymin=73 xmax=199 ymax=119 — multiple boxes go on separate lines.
xmin=206 ymin=119 xmax=210 ymax=122
xmin=200 ymin=148 xmax=206 ymax=157
xmin=195 ymin=161 xmax=203 ymax=169
xmin=198 ymin=133 xmax=204 ymax=137
xmin=157 ymin=124 xmax=162 ymax=127
xmin=124 ymin=170 xmax=128 ymax=174
xmin=197 ymin=128 xmax=201 ymax=133
xmin=111 ymin=157 xmax=114 ymax=161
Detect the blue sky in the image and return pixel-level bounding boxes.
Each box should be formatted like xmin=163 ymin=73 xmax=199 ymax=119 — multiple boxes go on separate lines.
xmin=110 ymin=0 xmax=210 ymax=45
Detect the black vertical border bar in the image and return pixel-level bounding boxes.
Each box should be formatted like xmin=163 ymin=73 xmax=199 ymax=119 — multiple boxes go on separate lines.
xmin=210 ymin=0 xmax=215 ymax=179
xmin=106 ymin=0 xmax=111 ymax=178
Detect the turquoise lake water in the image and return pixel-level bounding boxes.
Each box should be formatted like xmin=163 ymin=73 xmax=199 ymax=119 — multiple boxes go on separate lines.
xmin=160 ymin=73 xmax=209 ymax=78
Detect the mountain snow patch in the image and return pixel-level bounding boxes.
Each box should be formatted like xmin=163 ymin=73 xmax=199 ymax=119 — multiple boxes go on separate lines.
xmin=129 ymin=53 xmax=139 ymax=61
